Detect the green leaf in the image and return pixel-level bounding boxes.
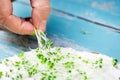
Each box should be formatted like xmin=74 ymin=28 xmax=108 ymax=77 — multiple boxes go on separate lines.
xmin=40 ymin=31 xmax=46 ymax=37
xmin=48 ymin=61 xmax=55 ymax=69
xmin=31 ymin=31 xmax=36 ymax=36
xmin=112 ymin=58 xmax=118 ymax=67
xmin=63 ymin=61 xmax=75 ymax=69
xmin=28 ymin=66 xmax=37 ymax=77
xmin=0 ymin=71 xmax=3 ymax=78
xmin=18 ymin=51 xmax=24 ymax=58
xmin=40 ymin=39 xmax=45 ymax=46
xmin=37 ymin=54 xmax=44 ymax=60
xmin=37 ymin=54 xmax=47 ymax=64
xmin=41 ymin=58 xmax=47 ymax=64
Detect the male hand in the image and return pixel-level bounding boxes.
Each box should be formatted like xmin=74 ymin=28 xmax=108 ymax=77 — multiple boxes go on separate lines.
xmin=0 ymin=0 xmax=51 ymax=35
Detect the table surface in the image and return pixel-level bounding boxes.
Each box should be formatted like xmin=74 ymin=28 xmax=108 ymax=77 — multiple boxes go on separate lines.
xmin=0 ymin=0 xmax=120 ymax=61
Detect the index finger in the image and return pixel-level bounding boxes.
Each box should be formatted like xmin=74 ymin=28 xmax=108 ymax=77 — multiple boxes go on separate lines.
xmin=0 ymin=0 xmax=34 ymax=35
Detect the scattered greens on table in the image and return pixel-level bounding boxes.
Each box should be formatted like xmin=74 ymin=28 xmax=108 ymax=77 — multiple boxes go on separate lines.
xmin=0 ymin=31 xmax=120 ymax=80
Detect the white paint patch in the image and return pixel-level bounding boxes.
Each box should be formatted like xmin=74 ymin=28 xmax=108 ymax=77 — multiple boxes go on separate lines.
xmin=91 ymin=1 xmax=116 ymax=11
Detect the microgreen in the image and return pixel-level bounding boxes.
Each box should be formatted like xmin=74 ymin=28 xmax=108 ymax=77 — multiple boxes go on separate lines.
xmin=83 ymin=72 xmax=88 ymax=80
xmin=82 ymin=60 xmax=89 ymax=64
xmin=22 ymin=60 xmax=29 ymax=65
xmin=37 ymin=54 xmax=48 ymax=64
xmin=55 ymin=47 xmax=61 ymax=54
xmin=0 ymin=71 xmax=3 ymax=78
xmin=14 ymin=61 xmax=21 ymax=67
xmin=37 ymin=54 xmax=44 ymax=60
xmin=41 ymin=72 xmax=56 ymax=80
xmin=53 ymin=56 xmax=64 ymax=62
xmin=11 ymin=77 xmax=15 ymax=80
xmin=63 ymin=61 xmax=75 ymax=69
xmin=48 ymin=61 xmax=55 ymax=69
xmin=5 ymin=72 xmax=10 ymax=78
xmin=112 ymin=58 xmax=118 ymax=67
xmin=28 ymin=66 xmax=38 ymax=77
xmin=41 ymin=57 xmax=47 ymax=64
xmin=40 ymin=39 xmax=45 ymax=46
xmin=93 ymin=58 xmax=103 ymax=68
xmin=32 ymin=31 xmax=36 ymax=36
xmin=10 ymin=69 xmax=13 ymax=73
xmin=18 ymin=51 xmax=24 ymax=58
xmin=78 ymin=71 xmax=88 ymax=80
xmin=78 ymin=56 xmax=82 ymax=59
xmin=3 ymin=59 xmax=10 ymax=65
xmin=16 ymin=74 xmax=23 ymax=79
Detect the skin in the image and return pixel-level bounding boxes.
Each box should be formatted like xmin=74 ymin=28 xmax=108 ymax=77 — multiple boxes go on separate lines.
xmin=0 ymin=0 xmax=51 ymax=35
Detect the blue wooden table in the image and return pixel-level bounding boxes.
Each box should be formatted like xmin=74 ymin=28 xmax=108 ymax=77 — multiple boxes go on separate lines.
xmin=0 ymin=0 xmax=120 ymax=61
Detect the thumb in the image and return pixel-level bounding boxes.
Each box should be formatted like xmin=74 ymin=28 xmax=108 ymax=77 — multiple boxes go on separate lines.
xmin=30 ymin=0 xmax=51 ymax=31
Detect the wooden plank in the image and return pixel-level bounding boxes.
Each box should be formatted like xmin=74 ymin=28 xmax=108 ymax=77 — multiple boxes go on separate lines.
xmin=51 ymin=0 xmax=120 ymax=29
xmin=47 ymin=13 xmax=120 ymax=61
xmin=0 ymin=31 xmax=38 ymax=60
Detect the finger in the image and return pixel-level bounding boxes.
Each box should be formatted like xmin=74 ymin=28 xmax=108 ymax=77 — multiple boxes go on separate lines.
xmin=0 ymin=0 xmax=13 ymax=32
xmin=0 ymin=0 xmax=12 ymax=17
xmin=0 ymin=0 xmax=34 ymax=35
xmin=4 ymin=15 xmax=34 ymax=35
xmin=0 ymin=25 xmax=9 ymax=32
xmin=30 ymin=0 xmax=51 ymax=31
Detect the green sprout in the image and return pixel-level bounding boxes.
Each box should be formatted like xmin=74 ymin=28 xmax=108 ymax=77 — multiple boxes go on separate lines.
xmin=37 ymin=54 xmax=48 ymax=64
xmin=32 ymin=31 xmax=36 ymax=36
xmin=63 ymin=61 xmax=75 ymax=69
xmin=48 ymin=61 xmax=55 ymax=69
xmin=0 ymin=71 xmax=3 ymax=78
xmin=18 ymin=51 xmax=24 ymax=58
xmin=93 ymin=58 xmax=103 ymax=68
xmin=16 ymin=74 xmax=23 ymax=79
xmin=41 ymin=72 xmax=56 ymax=80
xmin=34 ymin=30 xmax=54 ymax=49
xmin=112 ymin=58 xmax=118 ymax=67
xmin=28 ymin=66 xmax=38 ymax=77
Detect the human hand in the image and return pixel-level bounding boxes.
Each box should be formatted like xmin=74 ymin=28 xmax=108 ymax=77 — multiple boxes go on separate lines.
xmin=0 ymin=0 xmax=51 ymax=35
